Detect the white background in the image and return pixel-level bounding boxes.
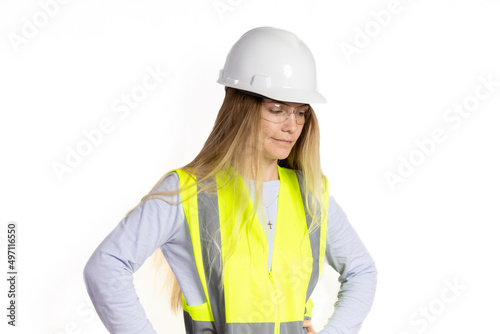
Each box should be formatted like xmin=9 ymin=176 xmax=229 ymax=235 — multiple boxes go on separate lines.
xmin=1 ymin=0 xmax=500 ymax=333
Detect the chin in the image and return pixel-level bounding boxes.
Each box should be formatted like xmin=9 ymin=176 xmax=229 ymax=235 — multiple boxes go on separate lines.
xmin=271 ymin=151 xmax=292 ymax=161
xmin=264 ymin=144 xmax=294 ymax=161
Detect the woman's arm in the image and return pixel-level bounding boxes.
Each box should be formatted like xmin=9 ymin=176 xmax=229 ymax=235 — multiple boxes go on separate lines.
xmin=83 ymin=173 xmax=183 ymax=334
xmin=318 ymin=195 xmax=378 ymax=334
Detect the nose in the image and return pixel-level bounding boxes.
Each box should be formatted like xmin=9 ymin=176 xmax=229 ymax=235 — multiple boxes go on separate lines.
xmin=282 ymin=112 xmax=298 ymax=132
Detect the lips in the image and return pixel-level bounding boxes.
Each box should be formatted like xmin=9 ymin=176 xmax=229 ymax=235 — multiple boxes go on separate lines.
xmin=272 ymin=138 xmax=293 ymax=144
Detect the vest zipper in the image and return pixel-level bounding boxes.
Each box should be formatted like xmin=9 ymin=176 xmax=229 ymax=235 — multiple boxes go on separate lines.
xmin=268 ymin=270 xmax=280 ymax=334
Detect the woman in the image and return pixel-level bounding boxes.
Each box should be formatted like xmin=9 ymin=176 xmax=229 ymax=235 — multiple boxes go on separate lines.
xmin=84 ymin=27 xmax=377 ymax=334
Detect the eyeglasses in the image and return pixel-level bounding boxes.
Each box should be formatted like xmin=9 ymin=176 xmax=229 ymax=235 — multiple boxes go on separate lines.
xmin=261 ymin=100 xmax=310 ymax=125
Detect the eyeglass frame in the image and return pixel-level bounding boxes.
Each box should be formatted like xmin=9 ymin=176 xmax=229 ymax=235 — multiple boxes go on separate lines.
xmin=260 ymin=99 xmax=311 ymax=125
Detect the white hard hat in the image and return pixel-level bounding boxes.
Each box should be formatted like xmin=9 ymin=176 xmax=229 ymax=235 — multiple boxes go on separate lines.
xmin=217 ymin=27 xmax=326 ymax=104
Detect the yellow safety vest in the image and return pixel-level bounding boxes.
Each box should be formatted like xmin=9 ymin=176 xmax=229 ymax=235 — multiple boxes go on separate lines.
xmin=175 ymin=166 xmax=329 ymax=334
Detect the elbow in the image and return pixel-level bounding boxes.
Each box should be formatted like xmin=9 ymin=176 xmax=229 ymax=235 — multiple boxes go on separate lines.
xmin=83 ymin=253 xmax=109 ymax=302
xmin=363 ymin=260 xmax=378 ymax=297
xmin=340 ymin=258 xmax=378 ymax=285
xmin=364 ymin=258 xmax=378 ymax=285
xmin=83 ymin=253 xmax=100 ymax=291
xmin=83 ymin=258 xmax=92 ymax=283
xmin=369 ymin=260 xmax=378 ymax=278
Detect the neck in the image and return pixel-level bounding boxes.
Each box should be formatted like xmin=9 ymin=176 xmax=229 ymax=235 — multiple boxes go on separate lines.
xmin=233 ymin=159 xmax=279 ymax=182
xmin=262 ymin=159 xmax=279 ymax=181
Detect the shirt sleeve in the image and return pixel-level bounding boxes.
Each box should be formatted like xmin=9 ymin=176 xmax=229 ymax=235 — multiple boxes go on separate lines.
xmin=317 ymin=195 xmax=378 ymax=334
xmin=83 ymin=173 xmax=183 ymax=334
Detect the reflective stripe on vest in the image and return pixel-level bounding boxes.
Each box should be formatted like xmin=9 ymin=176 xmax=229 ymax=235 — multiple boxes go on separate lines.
xmin=175 ymin=166 xmax=328 ymax=334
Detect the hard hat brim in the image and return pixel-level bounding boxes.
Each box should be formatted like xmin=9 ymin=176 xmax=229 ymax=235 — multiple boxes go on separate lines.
xmin=219 ymin=81 xmax=327 ymax=104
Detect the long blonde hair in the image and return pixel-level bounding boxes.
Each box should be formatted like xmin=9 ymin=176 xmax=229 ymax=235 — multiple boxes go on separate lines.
xmin=125 ymin=87 xmax=326 ymax=312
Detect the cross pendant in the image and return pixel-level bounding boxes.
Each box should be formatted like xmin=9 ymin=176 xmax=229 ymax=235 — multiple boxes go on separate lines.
xmin=268 ymin=221 xmax=272 ymax=229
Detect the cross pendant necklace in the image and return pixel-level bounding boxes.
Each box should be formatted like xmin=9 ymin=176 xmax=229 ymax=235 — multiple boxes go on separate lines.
xmin=264 ymin=194 xmax=279 ymax=230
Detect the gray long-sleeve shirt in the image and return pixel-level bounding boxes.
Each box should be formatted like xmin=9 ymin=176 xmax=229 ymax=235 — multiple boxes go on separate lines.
xmin=83 ymin=172 xmax=377 ymax=334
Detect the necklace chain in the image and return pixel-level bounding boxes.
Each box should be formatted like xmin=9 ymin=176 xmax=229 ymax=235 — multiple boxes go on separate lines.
xmin=264 ymin=194 xmax=279 ymax=208
xmin=264 ymin=194 xmax=278 ymax=229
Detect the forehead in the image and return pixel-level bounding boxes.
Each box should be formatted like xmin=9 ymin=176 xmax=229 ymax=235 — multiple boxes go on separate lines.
xmin=262 ymin=98 xmax=308 ymax=107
